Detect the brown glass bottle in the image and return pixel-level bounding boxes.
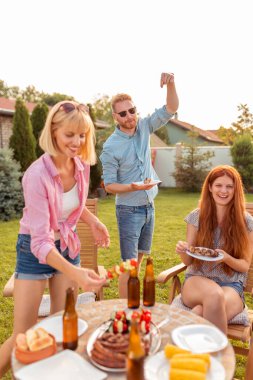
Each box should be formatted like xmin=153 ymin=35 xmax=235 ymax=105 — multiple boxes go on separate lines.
xmin=128 ymin=267 xmax=140 ymax=309
xmin=127 ymin=318 xmax=146 ymax=380
xmin=63 ymin=287 xmax=78 ymax=350
xmin=143 ymin=257 xmax=155 ymax=307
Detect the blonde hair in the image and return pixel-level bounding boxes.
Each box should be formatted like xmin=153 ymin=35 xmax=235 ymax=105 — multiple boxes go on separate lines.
xmin=39 ymin=100 xmax=96 ymax=164
xmin=195 ymin=165 xmax=250 ymax=274
xmin=111 ymin=93 xmax=133 ymax=111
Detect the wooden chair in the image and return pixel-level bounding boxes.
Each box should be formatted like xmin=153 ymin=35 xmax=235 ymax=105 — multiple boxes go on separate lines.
xmin=234 ymin=337 xmax=253 ymax=380
xmin=156 ymin=202 xmax=253 ymax=356
xmin=245 ymin=336 xmax=253 ymax=380
xmin=3 ymin=198 xmax=107 ymax=305
xmin=76 ymin=198 xmax=108 ymax=300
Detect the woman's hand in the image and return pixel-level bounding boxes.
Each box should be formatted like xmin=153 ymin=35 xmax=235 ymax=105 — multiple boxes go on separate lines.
xmin=176 ymin=241 xmax=188 ymax=254
xmin=215 ymin=249 xmax=229 ymax=264
xmin=176 ymin=241 xmax=193 ymax=265
xmin=75 ymin=267 xmax=106 ymax=292
xmin=90 ymin=220 xmax=110 ymax=248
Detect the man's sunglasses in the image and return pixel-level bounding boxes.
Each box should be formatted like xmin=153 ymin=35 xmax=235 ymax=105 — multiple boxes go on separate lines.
xmin=60 ymin=102 xmax=89 ymax=114
xmin=115 ymin=107 xmax=136 ymax=118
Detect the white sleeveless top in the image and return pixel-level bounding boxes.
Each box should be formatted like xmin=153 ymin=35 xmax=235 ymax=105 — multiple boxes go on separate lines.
xmin=55 ymin=183 xmax=80 ymax=240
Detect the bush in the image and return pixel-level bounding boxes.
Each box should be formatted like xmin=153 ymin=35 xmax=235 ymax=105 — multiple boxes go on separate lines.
xmin=9 ymin=98 xmax=36 ymax=172
xmin=31 ymin=102 xmax=49 ymax=157
xmin=173 ymin=132 xmax=214 ymax=192
xmin=231 ymin=134 xmax=253 ymax=191
xmin=0 ymin=148 xmax=24 ymax=221
xmin=88 ymin=104 xmax=114 ymax=195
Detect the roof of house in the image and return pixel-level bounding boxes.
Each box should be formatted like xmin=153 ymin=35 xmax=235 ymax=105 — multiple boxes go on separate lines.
xmin=0 ymin=97 xmax=36 ymax=114
xmin=169 ymin=118 xmax=223 ymax=144
xmin=150 ymin=133 xmax=168 ymax=147
xmin=0 ymin=97 xmax=108 ymax=129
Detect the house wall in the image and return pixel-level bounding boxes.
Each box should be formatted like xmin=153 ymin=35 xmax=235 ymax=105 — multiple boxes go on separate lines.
xmin=165 ymin=122 xmax=222 ymax=146
xmin=0 ymin=114 xmax=13 ymax=148
xmin=152 ymin=144 xmax=233 ymax=187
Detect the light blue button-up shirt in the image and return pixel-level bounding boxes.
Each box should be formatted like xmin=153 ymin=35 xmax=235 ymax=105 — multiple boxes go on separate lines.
xmin=100 ymin=105 xmax=174 ymax=206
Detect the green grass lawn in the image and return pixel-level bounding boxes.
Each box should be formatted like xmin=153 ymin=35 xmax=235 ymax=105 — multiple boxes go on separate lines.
xmin=1 ymin=188 xmax=253 ymax=379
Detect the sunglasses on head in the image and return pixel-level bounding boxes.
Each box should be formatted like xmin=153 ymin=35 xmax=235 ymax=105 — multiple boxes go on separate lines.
xmin=60 ymin=102 xmax=89 ymax=114
xmin=116 ymin=107 xmax=136 ymax=118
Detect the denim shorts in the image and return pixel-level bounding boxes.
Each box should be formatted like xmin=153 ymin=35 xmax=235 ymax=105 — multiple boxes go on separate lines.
xmin=184 ymin=274 xmax=245 ymax=304
xmin=116 ymin=203 xmax=155 ymax=261
xmin=15 ymin=234 xmax=80 ymax=280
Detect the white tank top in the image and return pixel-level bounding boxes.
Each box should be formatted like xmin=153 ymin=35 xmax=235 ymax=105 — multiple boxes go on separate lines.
xmin=55 ymin=183 xmax=80 ymax=240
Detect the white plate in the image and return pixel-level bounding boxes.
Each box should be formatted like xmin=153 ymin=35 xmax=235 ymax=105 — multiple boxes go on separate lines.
xmin=132 ymin=180 xmax=162 ymax=186
xmin=87 ymin=320 xmax=161 ymax=372
xmin=171 ymin=324 xmax=228 ymax=353
xmin=186 ymin=247 xmax=224 ymax=262
xmin=15 ymin=350 xmax=107 ymax=380
xmin=35 ymin=316 xmax=88 ymax=343
xmin=144 ymin=351 xmax=225 ymax=380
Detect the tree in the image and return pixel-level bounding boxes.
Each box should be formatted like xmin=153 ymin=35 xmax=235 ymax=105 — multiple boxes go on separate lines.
xmin=9 ymin=98 xmax=36 ymax=172
xmin=154 ymin=127 xmax=170 ymax=145
xmin=0 ymin=79 xmax=9 ymax=97
xmin=0 ymin=148 xmax=24 ymax=221
xmin=91 ymin=94 xmax=114 ymax=125
xmin=8 ymin=85 xmax=22 ymax=99
xmin=88 ymin=104 xmax=104 ymax=194
xmin=216 ymin=126 xmax=237 ymax=146
xmin=31 ymin=102 xmax=49 ymax=157
xmin=173 ymin=131 xmax=214 ymax=191
xmin=41 ymin=92 xmax=75 ymax=106
xmin=230 ymin=134 xmax=253 ymax=191
xmin=217 ymin=104 xmax=253 ymax=145
xmin=22 ymin=85 xmax=40 ymax=103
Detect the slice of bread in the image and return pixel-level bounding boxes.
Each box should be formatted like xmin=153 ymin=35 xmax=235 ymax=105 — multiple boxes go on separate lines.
xmin=26 ymin=329 xmax=38 ymax=351
xmin=29 ymin=334 xmax=53 ymax=351
xmin=16 ymin=333 xmax=29 ymax=351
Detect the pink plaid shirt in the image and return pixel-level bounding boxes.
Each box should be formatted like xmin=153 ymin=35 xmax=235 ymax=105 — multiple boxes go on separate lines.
xmin=19 ymin=153 xmax=90 ymax=264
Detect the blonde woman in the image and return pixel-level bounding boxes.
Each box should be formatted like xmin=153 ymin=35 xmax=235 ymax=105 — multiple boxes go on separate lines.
xmin=0 ymin=101 xmax=109 ymax=377
xmin=176 ymin=165 xmax=253 ymax=333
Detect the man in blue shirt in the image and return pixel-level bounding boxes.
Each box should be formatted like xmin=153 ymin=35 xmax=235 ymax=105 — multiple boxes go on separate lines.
xmin=100 ymin=72 xmax=179 ymax=297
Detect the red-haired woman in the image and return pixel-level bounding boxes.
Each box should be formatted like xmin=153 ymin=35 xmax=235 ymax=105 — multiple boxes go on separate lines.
xmin=176 ymin=165 xmax=253 ymax=333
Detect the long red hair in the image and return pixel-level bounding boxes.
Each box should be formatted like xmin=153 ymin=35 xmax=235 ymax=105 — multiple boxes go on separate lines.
xmin=195 ymin=165 xmax=250 ymax=274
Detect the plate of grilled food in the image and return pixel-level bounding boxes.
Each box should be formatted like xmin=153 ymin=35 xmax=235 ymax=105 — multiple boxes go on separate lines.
xmin=186 ymin=246 xmax=224 ymax=262
xmin=86 ymin=309 xmax=161 ymax=372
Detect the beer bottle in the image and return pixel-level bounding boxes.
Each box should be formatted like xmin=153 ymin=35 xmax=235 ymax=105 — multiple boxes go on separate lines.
xmin=143 ymin=257 xmax=155 ymax=307
xmin=63 ymin=287 xmax=78 ymax=350
xmin=128 ymin=266 xmax=140 ymax=309
xmin=127 ymin=317 xmax=146 ymax=380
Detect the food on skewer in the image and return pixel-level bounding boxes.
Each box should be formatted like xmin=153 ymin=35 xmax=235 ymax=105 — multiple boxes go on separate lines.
xmin=109 ymin=308 xmax=151 ymax=334
xmin=106 ymin=259 xmax=138 ymax=280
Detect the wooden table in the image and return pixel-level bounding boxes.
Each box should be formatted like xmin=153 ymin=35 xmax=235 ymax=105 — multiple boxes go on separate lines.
xmin=12 ymin=299 xmax=235 ymax=379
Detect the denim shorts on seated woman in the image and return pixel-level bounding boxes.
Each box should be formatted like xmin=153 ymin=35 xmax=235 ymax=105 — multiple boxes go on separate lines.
xmin=184 ymin=274 xmax=245 ymax=304
xmin=15 ymin=234 xmax=80 ymax=280
xmin=116 ymin=203 xmax=155 ymax=261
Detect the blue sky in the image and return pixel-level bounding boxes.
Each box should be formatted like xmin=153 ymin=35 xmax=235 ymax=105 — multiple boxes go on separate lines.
xmin=1 ymin=0 xmax=252 ymax=130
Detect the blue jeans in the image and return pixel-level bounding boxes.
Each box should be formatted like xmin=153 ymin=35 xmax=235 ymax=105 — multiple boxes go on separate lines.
xmin=15 ymin=234 xmax=80 ymax=280
xmin=116 ymin=203 xmax=155 ymax=261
